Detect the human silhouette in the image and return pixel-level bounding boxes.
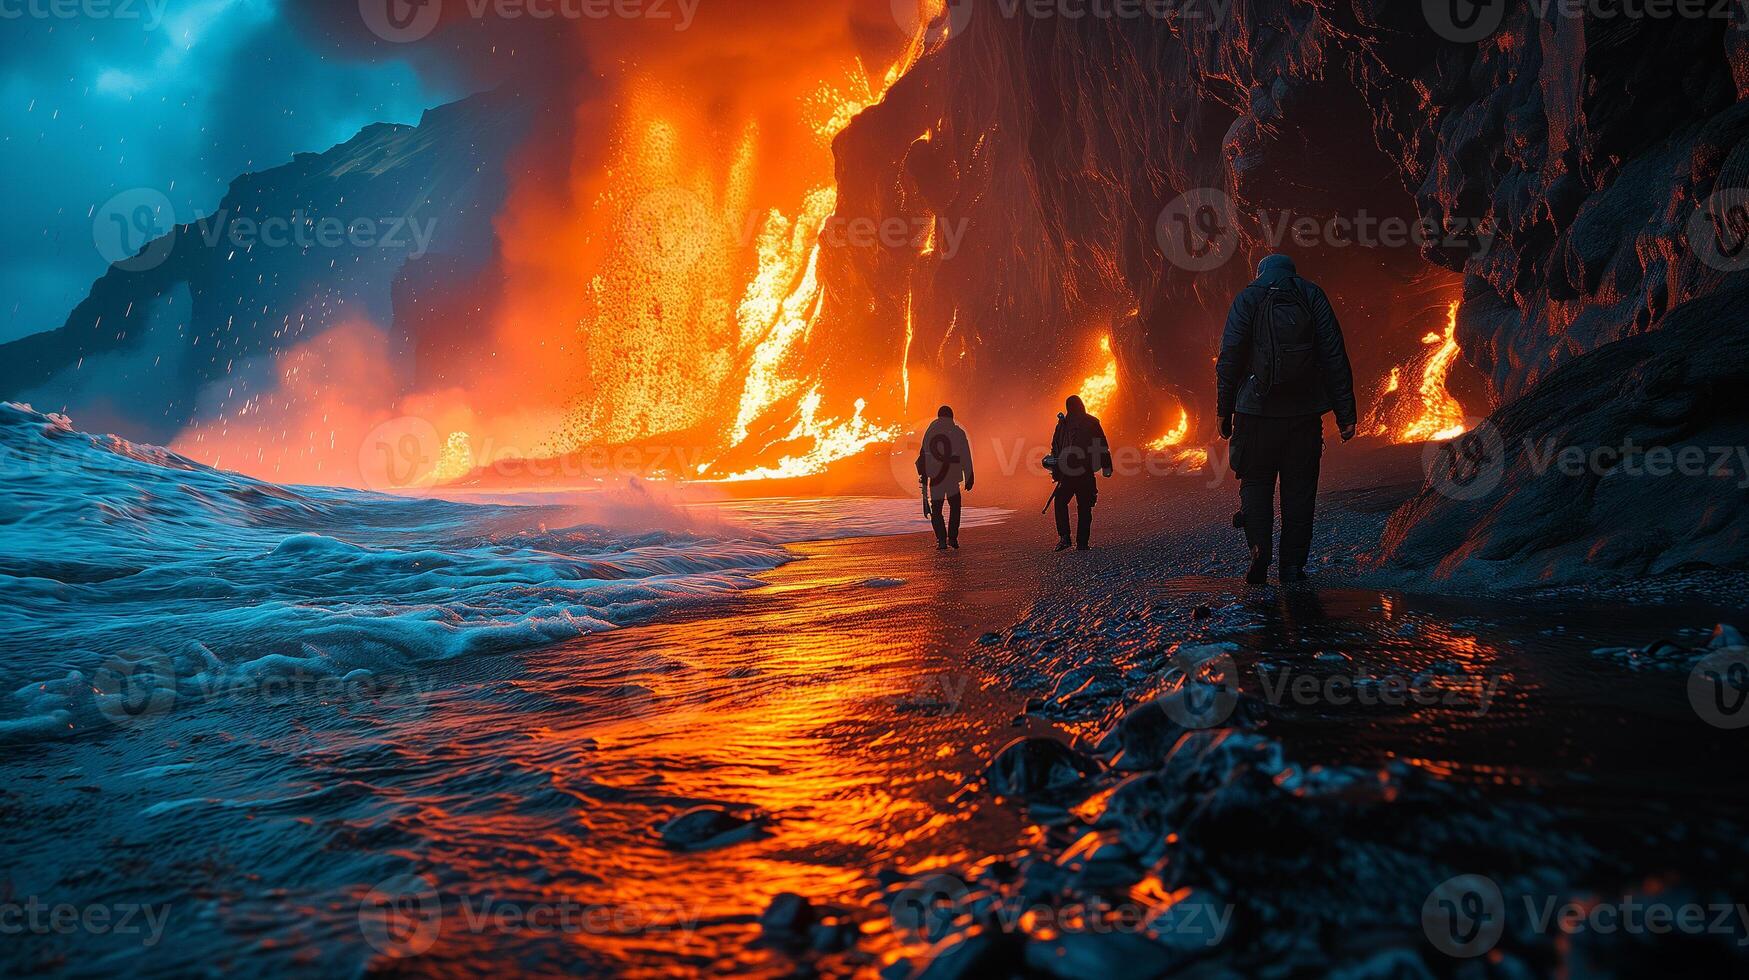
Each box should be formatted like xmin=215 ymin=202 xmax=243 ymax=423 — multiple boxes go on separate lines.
xmin=916 ymin=405 xmax=973 ymax=550
xmin=1216 ymin=254 xmax=1357 ymax=584
xmin=1049 ymin=395 xmax=1112 ymax=551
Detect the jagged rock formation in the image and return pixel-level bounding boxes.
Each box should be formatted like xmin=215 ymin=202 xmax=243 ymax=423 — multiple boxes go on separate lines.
xmin=0 ymin=91 xmax=528 ymax=443
xmin=836 ymin=0 xmax=1749 ymax=581
xmin=8 ymin=2 xmax=1746 ymax=581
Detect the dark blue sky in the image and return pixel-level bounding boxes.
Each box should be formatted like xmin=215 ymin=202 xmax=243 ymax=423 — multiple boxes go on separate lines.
xmin=0 ymin=0 xmax=455 ymax=343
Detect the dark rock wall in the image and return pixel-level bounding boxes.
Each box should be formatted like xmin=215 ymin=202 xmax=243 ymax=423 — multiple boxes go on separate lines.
xmin=835 ymin=0 xmax=1749 ymax=580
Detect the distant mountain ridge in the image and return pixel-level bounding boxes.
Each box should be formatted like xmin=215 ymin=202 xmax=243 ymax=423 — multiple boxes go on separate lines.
xmin=0 ymin=89 xmax=530 ymax=444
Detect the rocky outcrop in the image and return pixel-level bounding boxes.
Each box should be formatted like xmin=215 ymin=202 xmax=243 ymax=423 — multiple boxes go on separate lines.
xmin=1378 ymin=282 xmax=1749 ymax=587
xmin=835 ymin=0 xmax=1749 ymax=580
xmin=0 ymin=90 xmax=528 ymax=443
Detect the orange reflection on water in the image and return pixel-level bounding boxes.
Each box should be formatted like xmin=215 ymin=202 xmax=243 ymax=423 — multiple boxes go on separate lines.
xmin=344 ymin=529 xmax=1036 ymax=976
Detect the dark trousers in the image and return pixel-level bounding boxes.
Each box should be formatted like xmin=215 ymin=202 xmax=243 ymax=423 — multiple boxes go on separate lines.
xmin=1232 ymin=413 xmax=1324 ymax=572
xmin=1053 ymin=477 xmax=1097 ymax=546
xmin=931 ymin=493 xmax=962 ymax=544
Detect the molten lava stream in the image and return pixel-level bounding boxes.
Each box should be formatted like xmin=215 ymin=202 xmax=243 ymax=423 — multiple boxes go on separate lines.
xmin=1399 ymin=301 xmax=1469 ymax=442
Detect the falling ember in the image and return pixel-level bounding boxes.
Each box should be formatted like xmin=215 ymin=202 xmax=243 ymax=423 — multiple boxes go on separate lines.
xmin=1397 ymin=302 xmax=1468 ymax=443
xmin=1076 ymin=336 xmax=1120 ymax=418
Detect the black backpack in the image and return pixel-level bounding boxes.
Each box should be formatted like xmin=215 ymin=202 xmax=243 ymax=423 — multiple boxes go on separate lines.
xmin=1250 ymin=278 xmax=1318 ymax=401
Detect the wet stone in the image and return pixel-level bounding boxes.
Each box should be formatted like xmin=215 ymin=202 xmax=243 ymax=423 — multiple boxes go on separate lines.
xmin=985 ymin=736 xmax=1095 ymax=798
xmin=655 ymin=805 xmax=765 ymax=851
xmin=759 ymin=892 xmax=815 ymax=939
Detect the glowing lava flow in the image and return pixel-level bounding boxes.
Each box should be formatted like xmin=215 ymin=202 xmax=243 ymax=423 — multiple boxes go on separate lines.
xmin=1146 ymin=409 xmax=1189 ymax=451
xmin=1076 ymin=336 xmax=1120 ymax=418
xmin=703 ymin=23 xmax=951 ymax=481
xmin=1396 ymin=302 xmax=1468 ymax=443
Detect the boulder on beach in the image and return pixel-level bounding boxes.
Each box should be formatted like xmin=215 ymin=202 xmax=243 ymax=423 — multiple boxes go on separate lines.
xmin=655 ymin=805 xmax=767 ymax=851
xmin=985 ymin=736 xmax=1095 ymax=798
xmin=758 ymin=891 xmax=815 ymax=939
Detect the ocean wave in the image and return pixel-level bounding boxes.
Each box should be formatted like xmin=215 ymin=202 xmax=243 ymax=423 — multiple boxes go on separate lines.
xmin=0 ymin=403 xmax=792 ymax=743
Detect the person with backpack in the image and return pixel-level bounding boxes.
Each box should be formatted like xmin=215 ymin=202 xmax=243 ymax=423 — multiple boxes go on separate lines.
xmin=1048 ymin=395 xmax=1113 ymax=552
xmin=916 ymin=405 xmax=974 ymax=550
xmin=1216 ymin=254 xmax=1358 ymax=585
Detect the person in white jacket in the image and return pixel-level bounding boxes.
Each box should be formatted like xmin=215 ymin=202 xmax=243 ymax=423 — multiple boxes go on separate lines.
xmin=915 ymin=406 xmax=974 ymax=550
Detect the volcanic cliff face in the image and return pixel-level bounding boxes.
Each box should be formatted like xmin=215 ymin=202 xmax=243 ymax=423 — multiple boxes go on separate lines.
xmin=8 ymin=1 xmax=1746 ymax=581
xmin=834 ymin=0 xmax=1749 ymax=583
xmin=0 ymin=90 xmax=530 ymax=446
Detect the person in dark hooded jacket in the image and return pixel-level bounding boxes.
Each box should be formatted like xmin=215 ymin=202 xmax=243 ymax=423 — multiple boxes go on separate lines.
xmin=1049 ymin=394 xmax=1112 ymax=551
xmin=1216 ymin=254 xmax=1358 ymax=585
xmin=916 ymin=405 xmax=974 ymax=550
